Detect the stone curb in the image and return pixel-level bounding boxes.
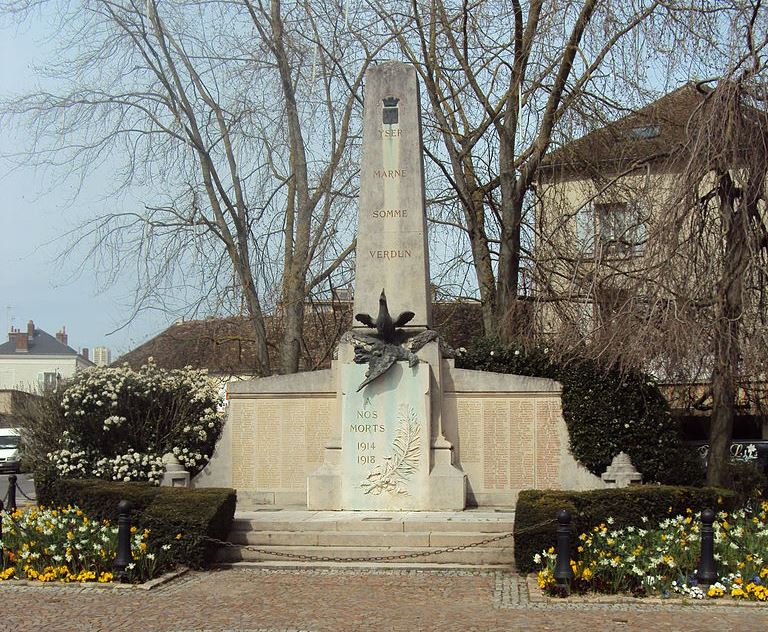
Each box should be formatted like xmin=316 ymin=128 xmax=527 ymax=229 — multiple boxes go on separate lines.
xmin=0 ymin=566 xmax=188 ymax=590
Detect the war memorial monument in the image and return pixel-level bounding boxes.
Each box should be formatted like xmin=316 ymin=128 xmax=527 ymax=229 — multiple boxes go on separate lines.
xmin=207 ymin=62 xmax=602 ymax=512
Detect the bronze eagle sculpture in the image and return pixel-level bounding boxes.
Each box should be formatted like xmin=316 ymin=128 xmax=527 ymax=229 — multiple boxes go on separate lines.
xmin=354 ymin=289 xmax=415 ymax=344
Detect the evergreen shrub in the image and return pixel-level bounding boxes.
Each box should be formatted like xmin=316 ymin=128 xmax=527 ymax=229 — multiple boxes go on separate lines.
xmin=456 ymin=339 xmax=703 ymax=485
xmin=37 ymin=478 xmax=236 ymax=569
xmin=514 ymin=487 xmax=736 ymax=573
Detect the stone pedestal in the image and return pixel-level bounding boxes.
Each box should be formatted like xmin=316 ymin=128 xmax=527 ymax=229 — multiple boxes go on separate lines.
xmin=306 ymin=439 xmax=342 ymax=510
xmin=161 ymin=453 xmax=190 ymax=487
xmin=601 ymin=452 xmax=642 ymax=488
xmin=308 ymin=340 xmax=466 ymax=510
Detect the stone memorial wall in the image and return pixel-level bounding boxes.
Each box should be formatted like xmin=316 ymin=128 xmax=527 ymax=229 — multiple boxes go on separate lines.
xmin=217 ymin=362 xmax=602 ymax=508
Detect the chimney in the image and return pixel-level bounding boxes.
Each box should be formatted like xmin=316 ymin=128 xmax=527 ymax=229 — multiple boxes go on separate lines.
xmin=27 ymin=320 xmax=35 ymax=338
xmin=8 ymin=326 xmax=17 ymax=343
xmin=81 ymin=347 xmax=89 ymax=362
xmin=56 ymin=327 xmax=68 ymax=346
xmin=15 ymin=331 xmax=29 ymax=352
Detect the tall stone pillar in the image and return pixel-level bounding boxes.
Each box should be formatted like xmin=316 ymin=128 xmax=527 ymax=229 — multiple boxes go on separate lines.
xmin=354 ymin=63 xmax=431 ymax=329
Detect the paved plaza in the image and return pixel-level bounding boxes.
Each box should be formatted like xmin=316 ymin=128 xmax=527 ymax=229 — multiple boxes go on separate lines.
xmin=2 ymin=567 xmax=767 ymax=632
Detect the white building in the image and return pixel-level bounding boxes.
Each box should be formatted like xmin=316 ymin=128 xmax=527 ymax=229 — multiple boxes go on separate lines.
xmin=93 ymin=346 xmax=111 ymax=366
xmin=0 ymin=321 xmax=94 ymax=393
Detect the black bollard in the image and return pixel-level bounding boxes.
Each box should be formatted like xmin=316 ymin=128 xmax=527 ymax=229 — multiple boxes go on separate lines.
xmin=113 ymin=500 xmax=134 ymax=583
xmin=553 ymin=509 xmax=574 ymax=591
xmin=697 ymin=508 xmax=717 ymax=585
xmin=0 ymin=499 xmax=3 ymax=539
xmin=7 ymin=475 xmax=17 ymax=513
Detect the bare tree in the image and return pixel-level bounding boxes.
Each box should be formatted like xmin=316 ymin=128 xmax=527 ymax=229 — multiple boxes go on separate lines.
xmin=1 ymin=0 xmax=382 ymax=374
xmin=533 ymin=2 xmax=768 ymax=486
xmin=372 ymin=0 xmax=735 ymax=341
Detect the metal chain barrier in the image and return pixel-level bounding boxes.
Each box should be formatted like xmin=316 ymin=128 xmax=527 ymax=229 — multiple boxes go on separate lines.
xmin=141 ymin=512 xmax=557 ymax=564
xmin=13 ymin=478 xmax=36 ymax=502
xmin=2 ymin=487 xmax=556 ymax=565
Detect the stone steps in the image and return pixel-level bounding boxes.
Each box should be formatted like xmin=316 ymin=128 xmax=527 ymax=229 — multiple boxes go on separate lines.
xmin=215 ymin=508 xmax=516 ymax=569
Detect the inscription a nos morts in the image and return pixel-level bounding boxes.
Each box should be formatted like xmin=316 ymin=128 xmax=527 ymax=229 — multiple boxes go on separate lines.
xmin=369 ymin=249 xmax=412 ymax=259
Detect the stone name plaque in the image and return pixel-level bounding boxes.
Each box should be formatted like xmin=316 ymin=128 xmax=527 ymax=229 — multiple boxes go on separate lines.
xmin=341 ymin=362 xmax=430 ymax=509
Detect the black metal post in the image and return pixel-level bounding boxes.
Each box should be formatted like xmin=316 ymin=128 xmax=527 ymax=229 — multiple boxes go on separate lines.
xmin=553 ymin=509 xmax=574 ymax=591
xmin=113 ymin=500 xmax=133 ymax=583
xmin=7 ymin=475 xmax=17 ymax=513
xmin=0 ymin=499 xmax=3 ymax=540
xmin=697 ymin=508 xmax=717 ymax=585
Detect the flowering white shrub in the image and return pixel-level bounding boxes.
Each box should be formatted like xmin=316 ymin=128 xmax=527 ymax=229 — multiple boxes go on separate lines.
xmin=44 ymin=362 xmax=226 ymax=483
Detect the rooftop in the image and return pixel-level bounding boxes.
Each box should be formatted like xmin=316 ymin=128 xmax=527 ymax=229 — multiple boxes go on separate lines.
xmin=540 ymin=83 xmax=706 ymax=178
xmin=0 ymin=321 xmax=82 ymax=357
xmin=115 ymin=301 xmax=492 ymax=376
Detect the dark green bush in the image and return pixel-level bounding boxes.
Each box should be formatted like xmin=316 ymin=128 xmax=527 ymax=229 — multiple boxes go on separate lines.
xmin=514 ymin=486 xmax=736 ymax=573
xmin=727 ymin=460 xmax=768 ymax=505
xmin=457 ymin=339 xmax=701 ymax=485
xmin=37 ymin=478 xmax=236 ymax=569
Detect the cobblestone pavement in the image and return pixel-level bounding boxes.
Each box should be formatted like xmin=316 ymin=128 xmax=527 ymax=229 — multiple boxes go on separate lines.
xmin=2 ymin=568 xmax=767 ymax=632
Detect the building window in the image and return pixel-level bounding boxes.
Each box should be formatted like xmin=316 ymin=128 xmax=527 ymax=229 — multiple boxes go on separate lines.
xmin=575 ymin=206 xmax=595 ymax=255
xmin=596 ymin=201 xmax=647 ymax=255
xmin=38 ymin=371 xmax=59 ymax=392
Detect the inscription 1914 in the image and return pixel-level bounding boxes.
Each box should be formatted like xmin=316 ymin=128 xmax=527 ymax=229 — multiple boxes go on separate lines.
xmin=350 ymin=398 xmax=382 ymax=464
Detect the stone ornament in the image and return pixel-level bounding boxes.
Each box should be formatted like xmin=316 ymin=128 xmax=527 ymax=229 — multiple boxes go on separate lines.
xmin=360 ymin=404 xmax=421 ymax=496
xmin=601 ymin=451 xmax=642 ymax=488
xmin=161 ymin=452 xmax=190 ymax=487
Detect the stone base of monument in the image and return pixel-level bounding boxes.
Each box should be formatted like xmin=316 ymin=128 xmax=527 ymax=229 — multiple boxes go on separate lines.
xmin=214 ymin=507 xmax=515 ymax=568
xmin=305 ymin=340 xmax=468 ymax=511
xmin=214 ymin=349 xmax=605 ymax=509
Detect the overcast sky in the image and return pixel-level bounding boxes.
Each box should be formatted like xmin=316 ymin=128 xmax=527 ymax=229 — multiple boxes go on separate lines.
xmin=1 ymin=16 xmax=172 ymax=359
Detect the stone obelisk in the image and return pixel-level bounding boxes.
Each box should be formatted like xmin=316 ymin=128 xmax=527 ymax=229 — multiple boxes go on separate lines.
xmin=353 ymin=63 xmax=432 ymax=330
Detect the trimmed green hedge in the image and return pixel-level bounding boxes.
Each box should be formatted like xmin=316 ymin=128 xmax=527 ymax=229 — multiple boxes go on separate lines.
xmin=457 ymin=339 xmax=703 ymax=485
xmin=36 ymin=477 xmax=236 ymax=569
xmin=514 ymin=487 xmax=736 ymax=573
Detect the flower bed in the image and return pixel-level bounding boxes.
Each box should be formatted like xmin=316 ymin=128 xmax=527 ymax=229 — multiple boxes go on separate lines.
xmin=535 ymin=501 xmax=768 ymax=601
xmin=0 ymin=506 xmax=177 ymax=584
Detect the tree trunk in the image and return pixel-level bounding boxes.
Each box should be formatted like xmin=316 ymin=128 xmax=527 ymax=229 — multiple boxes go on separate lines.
xmin=280 ymin=275 xmax=306 ymax=374
xmin=239 ymin=265 xmax=272 ymax=376
xmin=462 ymin=172 xmax=497 ymax=336
xmin=707 ymin=171 xmax=747 ymax=487
xmin=495 ymin=135 xmax=523 ymax=342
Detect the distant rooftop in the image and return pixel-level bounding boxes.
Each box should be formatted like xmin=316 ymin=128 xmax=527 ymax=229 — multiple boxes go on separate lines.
xmin=0 ymin=321 xmax=84 ymax=358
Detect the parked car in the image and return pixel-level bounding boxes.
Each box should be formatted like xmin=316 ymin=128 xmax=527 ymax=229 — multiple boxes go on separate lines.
xmin=0 ymin=428 xmax=21 ymax=474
